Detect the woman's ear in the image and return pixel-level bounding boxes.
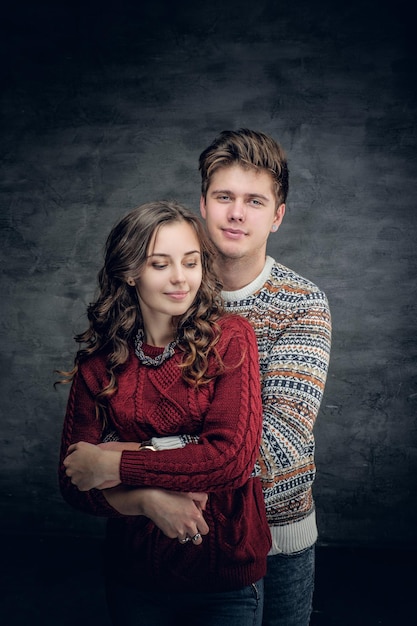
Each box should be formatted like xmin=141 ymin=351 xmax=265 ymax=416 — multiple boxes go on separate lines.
xmin=127 ymin=277 xmax=135 ymax=286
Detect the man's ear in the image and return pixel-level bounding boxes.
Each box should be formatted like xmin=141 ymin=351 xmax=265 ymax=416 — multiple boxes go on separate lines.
xmin=271 ymin=203 xmax=286 ymax=231
xmin=200 ymin=195 xmax=207 ymax=219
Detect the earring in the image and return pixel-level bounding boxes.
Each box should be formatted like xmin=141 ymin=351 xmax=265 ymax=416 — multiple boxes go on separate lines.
xmin=271 ymin=225 xmax=278 ymax=232
xmin=127 ymin=278 xmax=135 ymax=286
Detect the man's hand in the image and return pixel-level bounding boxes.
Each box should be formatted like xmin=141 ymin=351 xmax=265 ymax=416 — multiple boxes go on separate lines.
xmin=64 ymin=441 xmax=122 ymax=491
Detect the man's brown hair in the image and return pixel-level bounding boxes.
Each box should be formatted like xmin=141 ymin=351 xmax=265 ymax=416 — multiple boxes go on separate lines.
xmin=199 ymin=128 xmax=289 ymax=206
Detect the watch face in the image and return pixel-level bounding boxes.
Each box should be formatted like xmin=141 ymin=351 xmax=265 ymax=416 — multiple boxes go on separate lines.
xmin=140 ymin=442 xmax=156 ymax=451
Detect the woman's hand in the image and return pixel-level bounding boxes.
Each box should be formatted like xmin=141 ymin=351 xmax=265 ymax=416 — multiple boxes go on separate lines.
xmin=140 ymin=489 xmax=209 ymax=545
xmin=63 ymin=441 xmax=122 ymax=491
xmin=104 ymin=487 xmax=209 ymax=545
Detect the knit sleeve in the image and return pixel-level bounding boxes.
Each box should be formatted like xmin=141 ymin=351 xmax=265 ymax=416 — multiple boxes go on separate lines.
xmin=256 ymin=289 xmax=332 ymax=511
xmin=119 ymin=316 xmax=263 ymax=491
xmin=58 ymin=367 xmax=124 ymax=518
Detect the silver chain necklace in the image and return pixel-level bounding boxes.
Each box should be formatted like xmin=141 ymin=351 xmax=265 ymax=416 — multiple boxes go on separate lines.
xmin=134 ymin=329 xmax=177 ymax=367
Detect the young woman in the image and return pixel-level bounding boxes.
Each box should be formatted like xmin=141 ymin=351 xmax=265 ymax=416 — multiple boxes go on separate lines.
xmin=58 ymin=200 xmax=271 ymax=626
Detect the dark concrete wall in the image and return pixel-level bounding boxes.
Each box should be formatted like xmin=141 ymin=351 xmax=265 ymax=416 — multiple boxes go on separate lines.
xmin=1 ymin=0 xmax=416 ymax=547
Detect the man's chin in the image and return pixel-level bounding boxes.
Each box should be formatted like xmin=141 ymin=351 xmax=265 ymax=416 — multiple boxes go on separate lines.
xmin=209 ymin=235 xmax=248 ymax=260
xmin=217 ymin=247 xmax=247 ymax=261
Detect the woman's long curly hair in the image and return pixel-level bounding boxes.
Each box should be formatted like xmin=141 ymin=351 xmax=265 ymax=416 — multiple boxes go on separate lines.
xmin=59 ymin=201 xmax=224 ymax=415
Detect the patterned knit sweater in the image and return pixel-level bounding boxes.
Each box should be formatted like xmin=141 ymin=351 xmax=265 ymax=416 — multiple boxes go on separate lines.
xmin=154 ymin=257 xmax=332 ymax=554
xmin=59 ymin=314 xmax=271 ymax=592
xmin=224 ymin=257 xmax=331 ymax=554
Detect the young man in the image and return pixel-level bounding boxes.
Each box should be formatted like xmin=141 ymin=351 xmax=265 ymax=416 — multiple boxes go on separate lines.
xmin=195 ymin=129 xmax=332 ymax=625
xmin=144 ymin=129 xmax=331 ymax=625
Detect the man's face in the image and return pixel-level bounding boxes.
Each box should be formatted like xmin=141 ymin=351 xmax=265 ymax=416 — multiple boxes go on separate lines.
xmin=200 ymin=164 xmax=285 ymax=263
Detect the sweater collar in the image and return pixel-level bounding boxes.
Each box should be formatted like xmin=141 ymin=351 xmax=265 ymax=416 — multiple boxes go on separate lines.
xmin=221 ymin=256 xmax=275 ymax=302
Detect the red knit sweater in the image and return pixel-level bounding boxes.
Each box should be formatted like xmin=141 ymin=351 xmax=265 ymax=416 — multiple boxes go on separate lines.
xmin=59 ymin=314 xmax=271 ymax=592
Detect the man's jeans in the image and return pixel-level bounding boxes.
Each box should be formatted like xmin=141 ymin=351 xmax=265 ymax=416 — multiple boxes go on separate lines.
xmin=106 ymin=578 xmax=264 ymax=626
xmin=262 ymin=545 xmax=315 ymax=626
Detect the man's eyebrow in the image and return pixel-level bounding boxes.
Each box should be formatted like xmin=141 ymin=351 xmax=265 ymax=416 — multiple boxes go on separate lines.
xmin=246 ymin=193 xmax=270 ymax=201
xmin=209 ymin=188 xmax=233 ymax=195
xmin=209 ymin=188 xmax=270 ymax=201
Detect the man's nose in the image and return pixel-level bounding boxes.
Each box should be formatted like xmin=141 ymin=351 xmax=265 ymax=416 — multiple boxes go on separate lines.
xmin=228 ymin=199 xmax=245 ymax=221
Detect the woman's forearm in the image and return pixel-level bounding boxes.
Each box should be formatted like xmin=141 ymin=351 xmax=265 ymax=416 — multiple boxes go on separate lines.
xmin=102 ymin=487 xmax=210 ymax=541
xmin=103 ymin=485 xmax=147 ymax=516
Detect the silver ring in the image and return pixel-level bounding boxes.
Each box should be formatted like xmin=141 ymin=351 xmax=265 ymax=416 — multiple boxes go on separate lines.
xmin=179 ymin=536 xmax=190 ymax=544
xmin=191 ymin=533 xmax=202 ymax=542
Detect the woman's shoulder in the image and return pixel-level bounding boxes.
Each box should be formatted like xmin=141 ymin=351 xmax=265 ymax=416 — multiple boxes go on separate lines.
xmin=214 ymin=314 xmax=259 ymax=366
xmin=77 ymin=347 xmax=113 ymax=381
xmin=217 ymin=313 xmax=256 ymax=339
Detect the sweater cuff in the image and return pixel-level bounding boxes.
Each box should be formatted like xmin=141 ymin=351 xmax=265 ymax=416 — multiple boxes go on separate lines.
xmin=151 ymin=435 xmax=199 ymax=450
xmin=151 ymin=436 xmax=184 ymax=450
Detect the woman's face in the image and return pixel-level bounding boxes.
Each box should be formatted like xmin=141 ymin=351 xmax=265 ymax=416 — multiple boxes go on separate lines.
xmin=134 ymin=220 xmax=203 ymax=329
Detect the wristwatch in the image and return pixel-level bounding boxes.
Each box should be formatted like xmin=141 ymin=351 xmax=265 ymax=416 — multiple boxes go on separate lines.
xmin=138 ymin=440 xmax=156 ymax=451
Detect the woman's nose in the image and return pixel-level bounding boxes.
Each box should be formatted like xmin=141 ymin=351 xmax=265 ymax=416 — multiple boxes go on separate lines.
xmin=170 ymin=264 xmax=185 ymax=282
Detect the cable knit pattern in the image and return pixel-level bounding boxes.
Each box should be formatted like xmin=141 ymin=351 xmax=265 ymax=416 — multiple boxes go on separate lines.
xmin=59 ymin=314 xmax=271 ymax=591
xmin=222 ymin=257 xmax=332 ymax=554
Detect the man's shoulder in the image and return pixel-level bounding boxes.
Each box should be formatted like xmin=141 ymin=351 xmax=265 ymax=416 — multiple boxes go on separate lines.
xmin=222 ymin=258 xmax=329 ymax=314
xmin=257 ymin=260 xmax=328 ymax=309
xmin=268 ymin=261 xmax=325 ymax=296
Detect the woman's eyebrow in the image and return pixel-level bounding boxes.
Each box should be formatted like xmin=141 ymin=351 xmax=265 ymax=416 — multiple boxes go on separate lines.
xmin=148 ymin=250 xmax=200 ymax=258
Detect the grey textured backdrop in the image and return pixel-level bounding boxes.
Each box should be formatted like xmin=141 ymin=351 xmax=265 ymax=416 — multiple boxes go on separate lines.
xmin=1 ymin=0 xmax=416 ymax=547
